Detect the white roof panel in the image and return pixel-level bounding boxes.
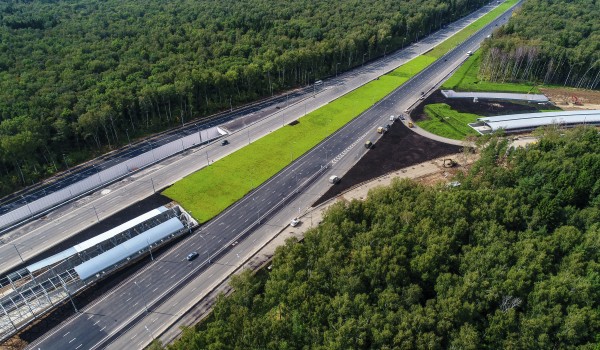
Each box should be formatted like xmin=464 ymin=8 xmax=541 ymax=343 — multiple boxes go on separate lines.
xmin=26 ymin=206 xmax=168 ymax=274
xmin=476 ymin=110 xmax=600 ymax=133
xmin=73 ymin=206 xmax=168 ymax=252
xmin=74 ymin=217 xmax=184 ymax=280
xmin=26 ymin=248 xmax=78 ymax=273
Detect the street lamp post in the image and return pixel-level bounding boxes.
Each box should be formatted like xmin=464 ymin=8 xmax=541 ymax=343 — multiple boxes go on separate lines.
xmin=134 ymin=281 xmax=150 ymax=314
xmin=62 ymin=154 xmax=70 ymax=173
xmin=146 ymin=238 xmax=154 ymax=261
xmin=11 ymin=244 xmax=24 ymax=263
xmin=335 ymin=62 xmax=341 ymax=78
xmin=92 ymin=206 xmax=100 ymax=222
xmin=145 ymin=325 xmax=155 ymax=340
xmin=362 ymin=53 xmax=367 ymax=67
xmin=252 ymin=198 xmax=260 ymax=224
xmin=384 ymin=45 xmax=388 ymax=57
xmin=125 ymin=129 xmax=131 ymax=147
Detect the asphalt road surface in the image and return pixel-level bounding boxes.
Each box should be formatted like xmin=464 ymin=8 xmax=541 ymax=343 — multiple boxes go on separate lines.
xmin=0 ymin=87 xmax=313 ymax=217
xmin=0 ymin=0 xmax=507 ymax=277
xmin=25 ymin=2 xmax=521 ymax=349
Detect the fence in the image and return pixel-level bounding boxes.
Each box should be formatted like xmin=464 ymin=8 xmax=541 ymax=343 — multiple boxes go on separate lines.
xmin=0 ymin=127 xmax=224 ymax=231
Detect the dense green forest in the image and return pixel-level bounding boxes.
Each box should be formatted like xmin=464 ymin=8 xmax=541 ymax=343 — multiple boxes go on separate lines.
xmin=0 ymin=0 xmax=489 ymax=197
xmin=479 ymin=0 xmax=599 ymax=88
xmin=156 ymin=127 xmax=600 ymax=349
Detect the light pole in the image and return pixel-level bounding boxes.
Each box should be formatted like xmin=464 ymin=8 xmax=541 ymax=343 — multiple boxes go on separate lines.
xmin=145 ymin=325 xmax=155 ymax=340
xmin=384 ymin=45 xmax=388 ymax=57
xmin=62 ymin=153 xmax=70 ymax=173
xmin=134 ymin=281 xmax=149 ymax=314
xmin=362 ymin=53 xmax=367 ymax=67
xmin=252 ymin=198 xmax=260 ymax=224
xmin=146 ymin=238 xmax=154 ymax=261
xmin=125 ymin=129 xmax=131 ymax=147
xmin=10 ymin=244 xmax=24 ymax=263
xmin=92 ymin=206 xmax=100 ymax=222
xmin=335 ymin=62 xmax=340 ymax=78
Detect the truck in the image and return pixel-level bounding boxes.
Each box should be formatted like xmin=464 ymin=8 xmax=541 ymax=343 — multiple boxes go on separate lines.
xmin=329 ymin=175 xmax=340 ymax=184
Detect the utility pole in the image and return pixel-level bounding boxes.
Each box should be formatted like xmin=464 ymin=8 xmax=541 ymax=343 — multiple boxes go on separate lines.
xmin=11 ymin=244 xmax=24 ymax=263
xmin=146 ymin=238 xmax=154 ymax=261
xmin=92 ymin=206 xmax=100 ymax=222
xmin=134 ymin=281 xmax=150 ymax=313
xmin=125 ymin=129 xmax=131 ymax=147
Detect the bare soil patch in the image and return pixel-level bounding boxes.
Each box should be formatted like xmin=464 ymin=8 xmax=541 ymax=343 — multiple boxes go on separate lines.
xmin=540 ymin=87 xmax=600 ymax=111
xmin=412 ymin=90 xmax=553 ymax=122
xmin=314 ymin=122 xmax=462 ymax=206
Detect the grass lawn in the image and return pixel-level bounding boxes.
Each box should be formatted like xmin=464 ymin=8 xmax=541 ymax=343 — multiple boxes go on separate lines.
xmin=164 ymin=75 xmax=406 ymax=222
xmin=441 ymin=51 xmax=540 ymax=93
xmin=417 ymin=104 xmax=480 ymax=140
xmin=164 ymin=1 xmax=518 ymax=222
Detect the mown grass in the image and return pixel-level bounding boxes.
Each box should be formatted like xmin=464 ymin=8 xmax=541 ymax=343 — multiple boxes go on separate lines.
xmin=417 ymin=103 xmax=480 ymax=140
xmin=164 ymin=75 xmax=406 ymax=222
xmin=164 ymin=1 xmax=517 ymax=222
xmin=441 ymin=51 xmax=540 ymax=93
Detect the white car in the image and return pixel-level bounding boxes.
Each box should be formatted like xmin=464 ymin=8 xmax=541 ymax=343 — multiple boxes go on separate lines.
xmin=290 ymin=218 xmax=300 ymax=227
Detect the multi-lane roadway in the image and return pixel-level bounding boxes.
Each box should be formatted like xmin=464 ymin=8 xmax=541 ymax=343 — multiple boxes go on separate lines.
xmin=25 ymin=1 xmax=521 ymax=349
xmin=0 ymin=0 xmax=508 ymax=277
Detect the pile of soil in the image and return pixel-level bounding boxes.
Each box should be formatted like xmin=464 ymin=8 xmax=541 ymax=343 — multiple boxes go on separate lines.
xmin=411 ymin=90 xmax=550 ymax=122
xmin=314 ymin=122 xmax=461 ymax=206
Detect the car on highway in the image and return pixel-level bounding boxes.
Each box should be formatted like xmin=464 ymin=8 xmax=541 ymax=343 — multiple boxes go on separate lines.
xmin=187 ymin=252 xmax=199 ymax=261
xmin=467 ymin=50 xmax=473 ymax=56
xmin=221 ymin=139 xmax=229 ymax=146
xmin=290 ymin=218 xmax=300 ymax=227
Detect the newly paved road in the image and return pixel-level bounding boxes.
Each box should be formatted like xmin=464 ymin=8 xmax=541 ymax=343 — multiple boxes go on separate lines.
xmin=25 ymin=2 xmax=520 ymax=349
xmin=0 ymin=0 xmax=506 ymax=277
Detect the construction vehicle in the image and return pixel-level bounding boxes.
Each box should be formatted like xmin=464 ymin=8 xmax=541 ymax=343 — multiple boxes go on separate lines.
xmin=443 ymin=159 xmax=456 ymax=168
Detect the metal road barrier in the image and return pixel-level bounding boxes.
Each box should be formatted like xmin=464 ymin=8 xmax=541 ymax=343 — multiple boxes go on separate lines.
xmin=0 ymin=127 xmax=224 ymax=232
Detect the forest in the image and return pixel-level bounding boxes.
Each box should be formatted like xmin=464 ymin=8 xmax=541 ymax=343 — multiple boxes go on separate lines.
xmin=0 ymin=0 xmax=489 ymax=197
xmin=479 ymin=0 xmax=599 ymax=88
xmin=156 ymin=127 xmax=600 ymax=349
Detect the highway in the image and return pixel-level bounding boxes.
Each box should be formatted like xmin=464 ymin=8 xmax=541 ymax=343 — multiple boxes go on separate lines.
xmin=0 ymin=0 xmax=504 ymax=277
xmin=25 ymin=2 xmax=520 ymax=349
xmin=0 ymin=88 xmax=314 ymax=217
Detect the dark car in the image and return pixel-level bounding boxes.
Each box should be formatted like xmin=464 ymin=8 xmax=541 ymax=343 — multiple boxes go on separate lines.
xmin=187 ymin=252 xmax=199 ymax=261
xmin=221 ymin=139 xmax=229 ymax=146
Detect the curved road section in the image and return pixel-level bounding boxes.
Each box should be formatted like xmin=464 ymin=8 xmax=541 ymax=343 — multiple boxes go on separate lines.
xmin=26 ymin=2 xmax=521 ymax=349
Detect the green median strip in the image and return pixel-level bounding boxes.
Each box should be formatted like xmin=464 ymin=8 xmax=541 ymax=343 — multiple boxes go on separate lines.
xmin=164 ymin=0 xmax=518 ymax=222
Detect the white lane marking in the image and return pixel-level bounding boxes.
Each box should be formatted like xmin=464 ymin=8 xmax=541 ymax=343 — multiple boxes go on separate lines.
xmin=69 ymin=338 xmax=76 ymax=343
xmin=63 ymin=332 xmax=70 ymax=337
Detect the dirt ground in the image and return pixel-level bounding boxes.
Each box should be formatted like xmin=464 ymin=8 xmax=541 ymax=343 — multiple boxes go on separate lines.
xmin=411 ymin=90 xmax=556 ymax=122
xmin=540 ymin=87 xmax=600 ymax=111
xmin=314 ymin=121 xmax=462 ymax=206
